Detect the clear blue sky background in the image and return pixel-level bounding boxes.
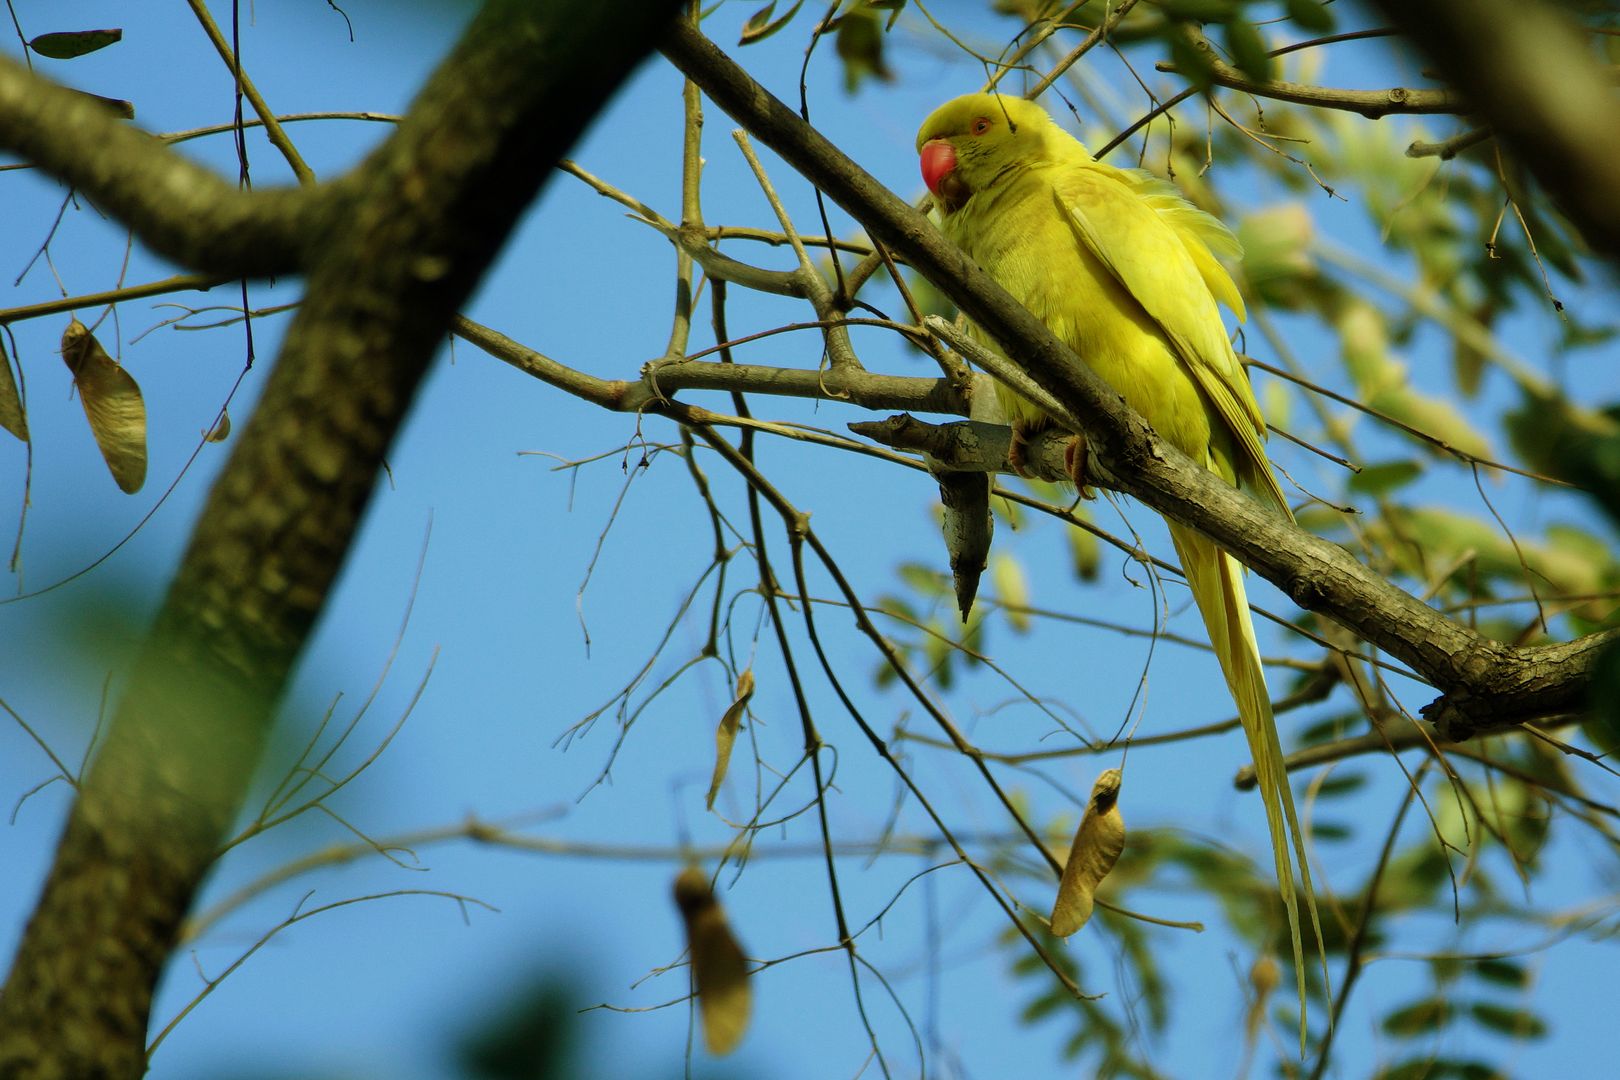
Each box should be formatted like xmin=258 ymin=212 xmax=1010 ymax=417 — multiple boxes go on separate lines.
xmin=3 ymin=2 xmax=1616 ymax=1078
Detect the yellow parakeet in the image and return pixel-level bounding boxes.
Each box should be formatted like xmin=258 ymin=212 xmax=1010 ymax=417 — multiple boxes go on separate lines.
xmin=916 ymin=93 xmax=1325 ymax=1039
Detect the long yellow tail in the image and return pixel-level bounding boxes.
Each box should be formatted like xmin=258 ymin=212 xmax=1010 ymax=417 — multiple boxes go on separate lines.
xmin=1168 ymin=521 xmax=1326 ymax=1051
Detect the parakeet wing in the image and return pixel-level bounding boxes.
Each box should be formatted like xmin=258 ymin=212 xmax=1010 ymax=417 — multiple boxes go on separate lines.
xmin=1053 ymin=170 xmax=1288 ymax=515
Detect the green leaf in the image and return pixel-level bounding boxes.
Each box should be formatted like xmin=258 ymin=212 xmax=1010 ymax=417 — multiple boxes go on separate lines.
xmin=1238 ymin=203 xmax=1317 ymax=306
xmin=738 ymin=0 xmax=805 ymax=46
xmin=1284 ymin=0 xmax=1335 ymax=33
xmin=1381 ymin=996 xmax=1453 ymax=1037
xmin=898 ymin=560 xmax=946 ymax=595
xmin=1468 ymin=1001 xmax=1546 ymax=1038
xmin=834 ymin=8 xmax=891 ymax=94
xmin=1315 ymin=772 xmax=1367 ymax=798
xmin=1471 ymin=958 xmax=1528 ymax=988
xmin=1166 ymin=26 xmax=1217 ymax=94
xmin=1452 ymin=1063 xmax=1510 ymax=1080
xmin=866 ymin=0 xmax=908 ymax=31
xmin=1348 ymin=459 xmax=1423 ymax=497
xmin=1310 ymin=821 xmax=1351 ymax=842
xmin=1505 ymin=390 xmax=1620 ymax=523
xmin=1159 ymin=0 xmax=1240 ymax=20
xmin=991 ymin=552 xmax=1031 ymax=632
xmin=1067 ymin=514 xmax=1100 ymax=581
xmin=28 ymin=28 xmax=122 ymax=59
xmin=67 ymin=90 xmax=134 ymax=119
xmin=1374 ymin=1061 xmax=1451 ymax=1080
xmin=1366 ymin=384 xmax=1494 ymax=460
xmin=1224 ymin=19 xmax=1272 ymax=83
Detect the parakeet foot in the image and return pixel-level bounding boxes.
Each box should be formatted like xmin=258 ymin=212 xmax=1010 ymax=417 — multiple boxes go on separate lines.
xmin=1064 ymin=434 xmax=1094 ymax=496
xmin=1007 ymin=418 xmax=1038 ymax=477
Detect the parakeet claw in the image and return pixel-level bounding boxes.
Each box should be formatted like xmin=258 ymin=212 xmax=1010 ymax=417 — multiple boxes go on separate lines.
xmin=1007 ymin=420 xmax=1035 ymax=477
xmin=1064 ymin=434 xmax=1095 ymax=496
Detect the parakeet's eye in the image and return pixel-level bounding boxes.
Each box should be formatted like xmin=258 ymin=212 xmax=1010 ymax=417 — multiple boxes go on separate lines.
xmin=971 ymin=117 xmax=991 ymax=135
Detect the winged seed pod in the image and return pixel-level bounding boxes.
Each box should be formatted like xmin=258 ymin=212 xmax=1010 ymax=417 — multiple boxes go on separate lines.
xmin=0 ymin=335 xmax=26 ymax=443
xmin=705 ymin=668 xmax=754 ymax=811
xmin=61 ymin=318 xmax=147 ymax=493
xmin=673 ymin=866 xmax=751 ymax=1055
xmin=1050 ymin=768 xmax=1125 ymax=937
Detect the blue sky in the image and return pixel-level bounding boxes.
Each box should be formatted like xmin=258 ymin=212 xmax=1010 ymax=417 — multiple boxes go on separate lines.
xmin=3 ymin=2 xmax=1616 ymax=1077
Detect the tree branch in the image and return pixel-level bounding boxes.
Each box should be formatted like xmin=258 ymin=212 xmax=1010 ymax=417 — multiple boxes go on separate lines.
xmin=658 ymin=19 xmax=1608 ymax=733
xmin=0 ymin=55 xmax=321 ymax=276
xmin=1157 ymin=26 xmax=1466 ymax=119
xmin=0 ymin=2 xmax=685 ymax=1073
xmin=1366 ymin=0 xmax=1620 ymax=260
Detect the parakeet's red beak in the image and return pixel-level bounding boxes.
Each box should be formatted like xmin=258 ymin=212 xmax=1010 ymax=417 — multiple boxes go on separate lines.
xmin=921 ymin=139 xmax=970 ymax=212
xmin=920 ymin=139 xmax=956 ymax=196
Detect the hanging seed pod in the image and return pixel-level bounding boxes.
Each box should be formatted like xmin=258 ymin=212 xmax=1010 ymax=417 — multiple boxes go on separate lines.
xmin=1050 ymin=768 xmax=1125 ymax=937
xmin=61 ymin=318 xmax=146 ymax=493
xmin=705 ymin=668 xmax=754 ymax=811
xmin=673 ymin=866 xmax=751 ymax=1055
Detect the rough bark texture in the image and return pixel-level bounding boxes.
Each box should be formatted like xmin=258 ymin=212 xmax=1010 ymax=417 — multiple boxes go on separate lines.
xmin=0 ymin=2 xmax=683 ymax=1075
xmin=658 ymin=20 xmax=1613 ymax=733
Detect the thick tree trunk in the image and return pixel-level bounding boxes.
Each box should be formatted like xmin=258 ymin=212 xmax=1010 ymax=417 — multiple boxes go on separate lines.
xmin=0 ymin=2 xmax=683 ymax=1074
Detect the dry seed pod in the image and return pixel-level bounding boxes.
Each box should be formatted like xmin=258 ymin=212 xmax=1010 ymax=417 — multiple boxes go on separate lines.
xmin=705 ymin=668 xmax=754 ymax=811
xmin=0 ymin=335 xmax=26 ymax=443
xmin=673 ymin=866 xmax=751 ymax=1055
xmin=1050 ymin=767 xmax=1125 ymax=937
xmin=205 ymin=408 xmax=231 ymax=443
xmin=61 ymin=318 xmax=146 ymax=493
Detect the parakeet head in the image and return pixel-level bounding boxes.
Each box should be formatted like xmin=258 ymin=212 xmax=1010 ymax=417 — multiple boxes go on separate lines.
xmin=916 ymin=94 xmax=1057 ymax=213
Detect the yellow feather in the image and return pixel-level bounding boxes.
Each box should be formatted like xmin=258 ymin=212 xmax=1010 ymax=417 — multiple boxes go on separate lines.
xmin=919 ymin=93 xmax=1324 ymax=1050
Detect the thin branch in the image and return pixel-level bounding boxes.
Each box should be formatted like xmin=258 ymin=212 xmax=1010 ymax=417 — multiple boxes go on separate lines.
xmin=1158 ymin=27 xmax=1465 ymax=119
xmin=657 ymin=19 xmax=1610 ymax=735
xmin=183 ymin=0 xmax=316 ymax=185
xmin=0 ymin=55 xmax=320 ymax=275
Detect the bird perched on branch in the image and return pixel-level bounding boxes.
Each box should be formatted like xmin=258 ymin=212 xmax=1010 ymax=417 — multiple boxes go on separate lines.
xmin=916 ymin=92 xmax=1325 ymax=1043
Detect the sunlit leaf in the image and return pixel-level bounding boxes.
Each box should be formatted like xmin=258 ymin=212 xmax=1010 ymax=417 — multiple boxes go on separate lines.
xmin=61 ymin=318 xmax=147 ymax=493
xmin=28 ymin=28 xmax=122 ymax=60
xmin=705 ymin=668 xmax=754 ymax=811
xmin=673 ymin=866 xmax=751 ymax=1055
xmin=1050 ymin=769 xmax=1124 ymax=936
xmin=0 ymin=335 xmax=27 ymax=443
xmin=738 ymin=0 xmax=805 ymax=46
xmin=1367 ymin=384 xmax=1494 ymax=460
xmin=870 ymin=0 xmax=908 ymax=29
xmin=898 ymin=560 xmax=947 ymax=596
xmin=1238 ymin=203 xmax=1316 ymax=307
xmin=1066 ymin=511 xmax=1100 ymax=581
xmin=991 ymin=552 xmax=1030 ymax=632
